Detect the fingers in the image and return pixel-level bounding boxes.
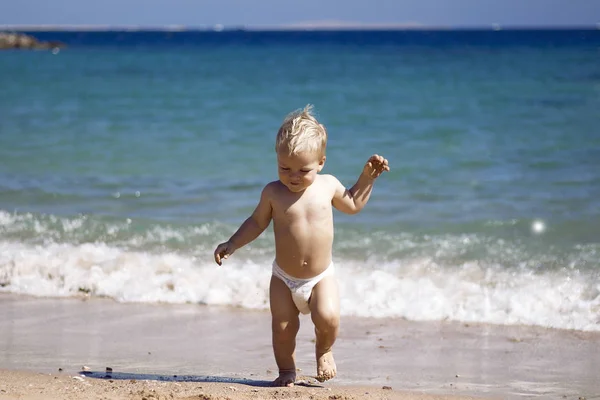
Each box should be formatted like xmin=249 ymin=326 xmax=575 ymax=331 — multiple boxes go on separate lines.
xmin=213 ymin=243 xmax=230 ymax=266
xmin=366 ymin=154 xmax=390 ymax=176
xmin=214 ymin=252 xmax=228 ymax=266
xmin=368 ymin=154 xmax=388 ymax=166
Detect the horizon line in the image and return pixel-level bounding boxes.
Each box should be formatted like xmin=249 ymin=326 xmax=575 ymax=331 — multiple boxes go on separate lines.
xmin=1 ymin=22 xmax=599 ymax=32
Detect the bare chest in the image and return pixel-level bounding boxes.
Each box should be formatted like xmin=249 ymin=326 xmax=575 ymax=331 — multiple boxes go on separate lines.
xmin=273 ymin=195 xmax=332 ymax=224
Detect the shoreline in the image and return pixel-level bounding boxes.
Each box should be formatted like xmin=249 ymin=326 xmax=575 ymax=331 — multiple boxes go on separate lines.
xmin=1 ymin=294 xmax=599 ymax=399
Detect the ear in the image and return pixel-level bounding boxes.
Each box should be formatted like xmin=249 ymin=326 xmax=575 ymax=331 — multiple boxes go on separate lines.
xmin=317 ymin=156 xmax=326 ymax=172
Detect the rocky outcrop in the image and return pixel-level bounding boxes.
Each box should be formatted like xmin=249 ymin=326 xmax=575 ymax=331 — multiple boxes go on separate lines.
xmin=0 ymin=32 xmax=66 ymax=50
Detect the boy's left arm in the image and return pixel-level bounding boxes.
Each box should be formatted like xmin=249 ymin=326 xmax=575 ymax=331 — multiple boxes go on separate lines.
xmin=331 ymin=154 xmax=389 ymax=215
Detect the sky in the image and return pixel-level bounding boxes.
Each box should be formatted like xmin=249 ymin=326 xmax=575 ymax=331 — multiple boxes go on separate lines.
xmin=1 ymin=0 xmax=599 ymax=28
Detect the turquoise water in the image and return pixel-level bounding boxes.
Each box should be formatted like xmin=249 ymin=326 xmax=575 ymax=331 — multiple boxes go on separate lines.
xmin=1 ymin=30 xmax=599 ymax=330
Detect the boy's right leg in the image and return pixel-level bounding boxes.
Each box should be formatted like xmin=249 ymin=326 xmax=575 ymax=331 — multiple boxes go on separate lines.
xmin=269 ymin=275 xmax=300 ymax=387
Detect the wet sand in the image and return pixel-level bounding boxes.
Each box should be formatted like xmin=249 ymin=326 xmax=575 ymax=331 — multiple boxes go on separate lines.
xmin=0 ymin=368 xmax=480 ymax=400
xmin=1 ymin=294 xmax=599 ymax=399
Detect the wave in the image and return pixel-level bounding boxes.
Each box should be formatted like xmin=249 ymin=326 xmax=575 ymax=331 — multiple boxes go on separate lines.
xmin=1 ymin=210 xmax=598 ymax=332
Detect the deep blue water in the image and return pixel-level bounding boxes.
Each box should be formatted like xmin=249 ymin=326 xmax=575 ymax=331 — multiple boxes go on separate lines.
xmin=25 ymin=28 xmax=600 ymax=48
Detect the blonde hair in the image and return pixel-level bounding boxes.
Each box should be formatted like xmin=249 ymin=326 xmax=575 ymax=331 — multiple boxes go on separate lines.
xmin=275 ymin=105 xmax=327 ymax=157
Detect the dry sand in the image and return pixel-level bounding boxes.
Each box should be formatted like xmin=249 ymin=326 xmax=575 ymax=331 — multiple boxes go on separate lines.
xmin=1 ymin=294 xmax=599 ymax=400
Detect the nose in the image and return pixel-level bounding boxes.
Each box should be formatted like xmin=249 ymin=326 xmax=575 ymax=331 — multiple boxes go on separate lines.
xmin=289 ymin=172 xmax=302 ymax=184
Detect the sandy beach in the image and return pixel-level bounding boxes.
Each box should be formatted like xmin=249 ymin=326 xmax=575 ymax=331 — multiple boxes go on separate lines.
xmin=1 ymin=294 xmax=599 ymax=400
xmin=0 ymin=369 xmax=480 ymax=400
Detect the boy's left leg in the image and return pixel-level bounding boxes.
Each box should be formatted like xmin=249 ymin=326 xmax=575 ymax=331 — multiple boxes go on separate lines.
xmin=308 ymin=275 xmax=340 ymax=382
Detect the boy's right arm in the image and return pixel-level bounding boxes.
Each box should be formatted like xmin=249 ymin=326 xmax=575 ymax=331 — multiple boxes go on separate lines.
xmin=214 ymin=184 xmax=273 ymax=265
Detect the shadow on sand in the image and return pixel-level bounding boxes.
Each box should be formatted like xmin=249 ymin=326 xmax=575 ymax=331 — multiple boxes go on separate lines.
xmin=81 ymin=371 xmax=324 ymax=388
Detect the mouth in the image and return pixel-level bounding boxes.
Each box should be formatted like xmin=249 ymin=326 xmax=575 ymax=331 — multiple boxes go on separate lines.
xmin=288 ymin=182 xmax=303 ymax=191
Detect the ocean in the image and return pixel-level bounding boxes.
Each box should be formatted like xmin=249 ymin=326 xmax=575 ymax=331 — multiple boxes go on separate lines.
xmin=1 ymin=29 xmax=599 ymax=331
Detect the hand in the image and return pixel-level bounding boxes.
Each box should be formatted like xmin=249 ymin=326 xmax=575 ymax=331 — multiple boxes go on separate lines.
xmin=362 ymin=154 xmax=390 ymax=180
xmin=214 ymin=241 xmax=235 ymax=266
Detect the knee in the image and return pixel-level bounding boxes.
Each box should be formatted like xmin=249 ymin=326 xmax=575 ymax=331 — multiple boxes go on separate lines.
xmin=312 ymin=310 xmax=340 ymax=332
xmin=272 ymin=318 xmax=299 ymax=341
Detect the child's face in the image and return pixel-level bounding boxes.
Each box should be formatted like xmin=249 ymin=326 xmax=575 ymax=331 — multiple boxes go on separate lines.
xmin=277 ymin=150 xmax=325 ymax=193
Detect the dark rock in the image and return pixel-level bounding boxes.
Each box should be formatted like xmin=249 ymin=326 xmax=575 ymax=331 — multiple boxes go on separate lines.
xmin=0 ymin=32 xmax=67 ymax=50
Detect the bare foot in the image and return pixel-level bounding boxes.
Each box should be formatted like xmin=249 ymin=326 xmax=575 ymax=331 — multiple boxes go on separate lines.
xmin=272 ymin=369 xmax=296 ymax=387
xmin=316 ymin=350 xmax=336 ymax=382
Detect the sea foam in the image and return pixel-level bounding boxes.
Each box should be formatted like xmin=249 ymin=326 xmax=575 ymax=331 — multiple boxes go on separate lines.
xmin=1 ymin=238 xmax=598 ymax=332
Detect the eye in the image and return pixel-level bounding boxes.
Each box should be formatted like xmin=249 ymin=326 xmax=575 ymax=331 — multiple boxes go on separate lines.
xmin=300 ymin=169 xmax=311 ymax=173
xmin=279 ymin=166 xmax=290 ymax=171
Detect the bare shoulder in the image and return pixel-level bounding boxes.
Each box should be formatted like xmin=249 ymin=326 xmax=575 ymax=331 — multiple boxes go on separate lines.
xmin=262 ymin=180 xmax=287 ymax=198
xmin=318 ymin=174 xmax=343 ymax=189
xmin=316 ymin=174 xmax=344 ymax=199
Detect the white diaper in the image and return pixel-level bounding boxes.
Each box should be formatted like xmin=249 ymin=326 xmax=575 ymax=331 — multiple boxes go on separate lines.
xmin=271 ymin=261 xmax=335 ymax=315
